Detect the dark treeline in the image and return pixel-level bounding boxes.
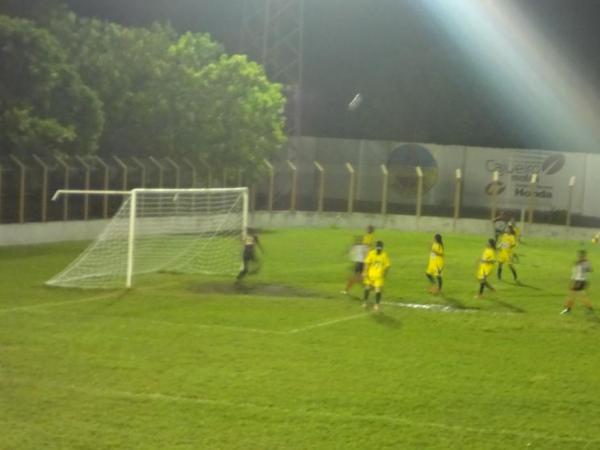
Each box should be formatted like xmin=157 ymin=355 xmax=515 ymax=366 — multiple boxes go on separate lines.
xmin=0 ymin=0 xmax=285 ymax=179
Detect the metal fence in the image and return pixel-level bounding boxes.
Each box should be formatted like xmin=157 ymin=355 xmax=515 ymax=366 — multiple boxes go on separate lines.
xmin=0 ymin=153 xmax=594 ymax=228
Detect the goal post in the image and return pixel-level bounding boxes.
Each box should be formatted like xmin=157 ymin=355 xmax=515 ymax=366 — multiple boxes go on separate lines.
xmin=47 ymin=187 xmax=249 ymax=289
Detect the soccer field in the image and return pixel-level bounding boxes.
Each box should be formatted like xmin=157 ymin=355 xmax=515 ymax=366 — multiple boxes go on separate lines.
xmin=2 ymin=228 xmax=600 ymax=449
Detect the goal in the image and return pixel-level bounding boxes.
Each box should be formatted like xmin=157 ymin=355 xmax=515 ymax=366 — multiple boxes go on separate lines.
xmin=46 ymin=187 xmax=249 ymax=289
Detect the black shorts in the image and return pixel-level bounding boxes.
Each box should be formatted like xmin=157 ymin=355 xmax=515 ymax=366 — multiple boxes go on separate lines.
xmin=572 ymin=280 xmax=587 ymax=291
xmin=354 ymin=262 xmax=364 ymax=274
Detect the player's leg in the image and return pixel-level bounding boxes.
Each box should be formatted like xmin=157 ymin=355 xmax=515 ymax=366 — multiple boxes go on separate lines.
xmin=497 ymin=262 xmax=503 ymax=280
xmin=344 ymin=263 xmax=362 ymax=293
xmin=236 ymin=254 xmax=250 ymax=280
xmin=509 ymin=263 xmax=518 ymax=281
xmin=363 ymin=276 xmax=372 ymax=306
xmin=561 ymin=284 xmax=577 ymax=314
xmin=373 ymin=279 xmax=383 ymax=311
xmin=426 ymin=273 xmax=435 ymax=292
xmin=436 ymin=274 xmax=443 ymax=293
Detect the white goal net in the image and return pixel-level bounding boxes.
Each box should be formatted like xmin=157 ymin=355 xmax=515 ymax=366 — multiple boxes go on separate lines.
xmin=46 ymin=187 xmax=248 ymax=289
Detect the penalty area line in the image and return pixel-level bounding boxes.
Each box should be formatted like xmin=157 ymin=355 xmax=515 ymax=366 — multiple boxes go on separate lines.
xmin=286 ymin=313 xmax=367 ymax=334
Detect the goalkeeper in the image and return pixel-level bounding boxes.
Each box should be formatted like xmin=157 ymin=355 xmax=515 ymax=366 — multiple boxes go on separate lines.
xmin=237 ymin=230 xmax=263 ymax=280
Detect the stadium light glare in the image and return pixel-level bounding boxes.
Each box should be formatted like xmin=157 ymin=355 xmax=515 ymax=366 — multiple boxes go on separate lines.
xmin=423 ymin=0 xmax=600 ymax=151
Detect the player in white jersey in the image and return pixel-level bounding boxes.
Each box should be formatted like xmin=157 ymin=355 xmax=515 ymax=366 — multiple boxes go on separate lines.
xmin=561 ymin=250 xmax=593 ymax=314
xmin=341 ymin=235 xmax=370 ymax=294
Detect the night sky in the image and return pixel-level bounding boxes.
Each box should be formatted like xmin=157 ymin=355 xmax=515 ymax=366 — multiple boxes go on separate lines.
xmin=65 ymin=0 xmax=600 ymax=151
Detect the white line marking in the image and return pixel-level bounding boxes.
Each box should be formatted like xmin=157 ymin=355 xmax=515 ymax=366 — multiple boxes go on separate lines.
xmin=382 ymin=301 xmax=469 ymax=313
xmin=38 ymin=382 xmax=600 ymax=446
xmin=0 ymin=291 xmax=122 ymax=313
xmin=287 ymin=313 xmax=367 ymax=334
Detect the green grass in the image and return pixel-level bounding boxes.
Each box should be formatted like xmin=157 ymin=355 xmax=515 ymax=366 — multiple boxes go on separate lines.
xmin=2 ymin=228 xmax=600 ymax=449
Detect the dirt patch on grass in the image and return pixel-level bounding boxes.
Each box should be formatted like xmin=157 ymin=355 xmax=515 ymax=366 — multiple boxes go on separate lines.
xmin=190 ymin=281 xmax=322 ymax=298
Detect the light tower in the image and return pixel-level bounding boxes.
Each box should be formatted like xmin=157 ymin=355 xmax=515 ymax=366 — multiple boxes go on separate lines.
xmin=241 ymin=0 xmax=304 ymax=148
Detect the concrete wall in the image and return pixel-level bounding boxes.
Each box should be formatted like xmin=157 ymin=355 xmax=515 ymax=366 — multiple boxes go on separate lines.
xmin=0 ymin=213 xmax=595 ymax=247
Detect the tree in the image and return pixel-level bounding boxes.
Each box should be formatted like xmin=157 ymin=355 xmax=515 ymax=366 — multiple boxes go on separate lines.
xmin=47 ymin=12 xmax=286 ymax=178
xmin=0 ymin=14 xmax=103 ymax=157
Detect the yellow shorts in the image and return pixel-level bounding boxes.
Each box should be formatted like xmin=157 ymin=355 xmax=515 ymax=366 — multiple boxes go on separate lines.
xmin=498 ymin=251 xmax=512 ymax=264
xmin=477 ymin=264 xmax=494 ymax=280
xmin=426 ymin=259 xmax=444 ymax=276
xmin=364 ymin=275 xmax=384 ymax=289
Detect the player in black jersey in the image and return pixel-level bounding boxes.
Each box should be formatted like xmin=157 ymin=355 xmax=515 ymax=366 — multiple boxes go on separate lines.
xmin=237 ymin=230 xmax=263 ymax=280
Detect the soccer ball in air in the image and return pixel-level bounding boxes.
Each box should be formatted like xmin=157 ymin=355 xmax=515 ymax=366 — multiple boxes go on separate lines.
xmin=348 ymin=93 xmax=362 ymax=111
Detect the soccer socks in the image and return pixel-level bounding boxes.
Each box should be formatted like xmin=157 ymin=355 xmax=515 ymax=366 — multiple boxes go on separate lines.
xmin=497 ymin=265 xmax=503 ymax=280
xmin=437 ymin=277 xmax=443 ymax=291
xmin=479 ymin=283 xmax=485 ymax=295
xmin=375 ymin=292 xmax=381 ymax=304
xmin=426 ymin=274 xmax=435 ymax=285
xmin=509 ymin=265 xmax=518 ymax=281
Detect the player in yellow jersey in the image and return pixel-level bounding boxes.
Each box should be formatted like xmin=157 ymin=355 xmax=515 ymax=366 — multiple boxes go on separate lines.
xmin=497 ymin=225 xmax=518 ymax=282
xmin=592 ymin=231 xmax=600 ymax=245
xmin=425 ymin=234 xmax=444 ymax=294
xmin=476 ymin=238 xmax=497 ymax=299
xmin=363 ymin=240 xmax=391 ymax=311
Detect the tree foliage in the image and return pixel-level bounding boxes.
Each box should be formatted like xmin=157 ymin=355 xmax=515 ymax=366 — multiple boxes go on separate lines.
xmin=0 ymin=14 xmax=103 ymax=157
xmin=0 ymin=4 xmax=286 ymax=177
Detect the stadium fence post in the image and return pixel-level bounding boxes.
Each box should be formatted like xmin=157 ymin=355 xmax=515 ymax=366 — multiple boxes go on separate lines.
xmin=183 ymin=158 xmax=197 ymax=187
xmin=165 ymin=157 xmax=181 ymax=188
xmin=490 ymin=170 xmax=499 ymax=221
xmin=527 ymin=173 xmax=537 ymax=225
xmin=415 ymin=166 xmax=423 ymax=220
xmin=32 ymin=155 xmax=49 ymax=222
xmin=131 ymin=157 xmax=146 ymax=188
xmin=149 ymin=157 xmax=165 ymax=188
xmin=198 ymin=158 xmax=212 ymax=188
xmin=287 ymin=160 xmax=298 ymax=211
xmin=380 ymin=164 xmax=388 ymax=215
xmin=9 ymin=155 xmax=26 ymax=224
xmin=76 ymin=156 xmax=92 ymax=220
xmin=264 ymin=159 xmax=274 ymax=212
xmin=566 ymin=176 xmax=575 ymax=227
xmin=0 ymin=161 xmax=3 ymax=223
xmin=94 ymin=156 xmax=110 ymax=219
xmin=346 ymin=162 xmax=355 ymax=213
xmin=314 ymin=161 xmax=324 ymax=213
xmin=113 ymin=156 xmax=128 ymax=191
xmin=55 ymin=156 xmax=70 ymax=221
xmin=453 ymin=168 xmax=462 ymax=229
